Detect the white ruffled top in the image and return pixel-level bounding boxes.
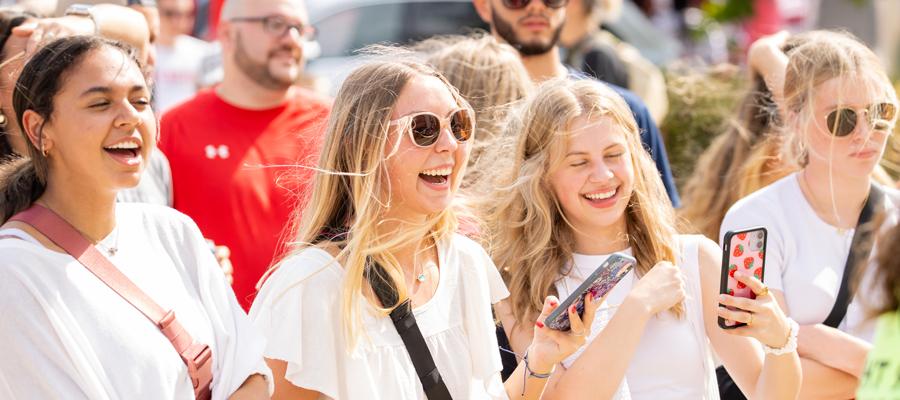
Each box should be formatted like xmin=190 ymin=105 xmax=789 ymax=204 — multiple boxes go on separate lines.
xmin=249 ymin=233 xmax=510 ymax=400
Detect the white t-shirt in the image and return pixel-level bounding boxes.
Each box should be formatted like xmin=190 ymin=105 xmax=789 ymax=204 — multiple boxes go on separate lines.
xmin=0 ymin=203 xmax=271 ymax=399
xmin=720 ymin=173 xmax=898 ymax=341
xmin=555 ymin=235 xmax=718 ymax=400
xmin=154 ymin=35 xmax=216 ymax=113
xmin=249 ymin=234 xmax=510 ymax=400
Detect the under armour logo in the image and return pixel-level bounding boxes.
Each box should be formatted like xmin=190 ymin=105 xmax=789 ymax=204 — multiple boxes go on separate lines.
xmin=205 ymin=145 xmax=230 ymax=160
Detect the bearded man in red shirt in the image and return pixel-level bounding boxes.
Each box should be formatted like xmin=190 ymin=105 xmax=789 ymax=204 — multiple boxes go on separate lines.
xmin=160 ymin=0 xmax=330 ymax=309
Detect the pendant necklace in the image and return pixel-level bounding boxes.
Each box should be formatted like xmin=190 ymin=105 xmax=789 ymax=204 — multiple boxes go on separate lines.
xmin=95 ymin=226 xmax=120 ymax=257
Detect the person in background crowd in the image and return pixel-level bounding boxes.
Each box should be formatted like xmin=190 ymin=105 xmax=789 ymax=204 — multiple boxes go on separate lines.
xmin=561 ymin=0 xmax=669 ymax=122
xmin=678 ymin=34 xmax=803 ymax=241
xmin=154 ymin=0 xmax=217 ymax=112
xmin=251 ymin=55 xmax=600 ymax=400
xmin=123 ymin=0 xmax=159 ymax=77
xmin=423 ymin=34 xmax=533 ymax=191
xmin=0 ymin=35 xmax=269 ymax=399
xmin=472 ymin=0 xmax=681 ymax=207
xmin=721 ymin=30 xmax=899 ymax=398
xmin=679 ymin=77 xmax=793 ymax=242
xmin=116 ymin=0 xmax=180 ymax=207
xmin=488 ymin=77 xmax=801 ymax=399
xmin=160 ymin=0 xmax=331 ymax=309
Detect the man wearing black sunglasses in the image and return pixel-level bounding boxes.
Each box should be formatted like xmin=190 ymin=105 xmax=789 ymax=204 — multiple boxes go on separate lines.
xmin=159 ymin=0 xmax=331 ymax=310
xmin=472 ymin=0 xmax=681 ymax=207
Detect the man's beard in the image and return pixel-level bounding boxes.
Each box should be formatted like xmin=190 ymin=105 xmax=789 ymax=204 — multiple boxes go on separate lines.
xmin=233 ymin=33 xmax=298 ymax=90
xmin=491 ymin=7 xmax=563 ymax=56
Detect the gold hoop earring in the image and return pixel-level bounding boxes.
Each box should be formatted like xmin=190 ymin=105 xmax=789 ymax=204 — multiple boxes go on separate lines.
xmin=0 ymin=112 xmax=7 ymax=128
xmin=41 ymin=146 xmax=47 ymax=157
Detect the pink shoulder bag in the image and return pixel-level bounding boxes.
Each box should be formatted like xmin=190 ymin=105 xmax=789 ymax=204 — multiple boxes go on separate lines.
xmin=7 ymin=204 xmax=213 ymax=400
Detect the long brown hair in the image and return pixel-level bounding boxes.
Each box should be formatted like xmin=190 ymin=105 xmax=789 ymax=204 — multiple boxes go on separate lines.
xmin=679 ymin=36 xmax=811 ymax=240
xmin=678 ymin=77 xmax=792 ymax=239
xmin=488 ymin=78 xmax=681 ymax=325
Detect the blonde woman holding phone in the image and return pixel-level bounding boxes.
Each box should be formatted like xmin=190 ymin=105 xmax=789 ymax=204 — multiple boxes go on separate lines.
xmin=487 ymin=78 xmax=801 ymax=399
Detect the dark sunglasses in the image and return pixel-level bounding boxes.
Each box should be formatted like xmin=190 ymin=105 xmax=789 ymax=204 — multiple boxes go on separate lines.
xmin=389 ymin=109 xmax=475 ymax=147
xmin=502 ymin=0 xmax=569 ymax=9
xmin=826 ymin=102 xmax=897 ymax=137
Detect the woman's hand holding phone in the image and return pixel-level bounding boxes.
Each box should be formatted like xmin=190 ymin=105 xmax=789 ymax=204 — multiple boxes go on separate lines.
xmin=717 ymin=271 xmax=792 ymax=349
xmin=625 ymin=261 xmax=686 ymax=317
xmin=526 ymin=292 xmax=603 ymax=373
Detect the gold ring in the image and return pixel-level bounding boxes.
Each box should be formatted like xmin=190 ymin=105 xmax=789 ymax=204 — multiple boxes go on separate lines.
xmin=747 ymin=313 xmax=753 ymax=326
xmin=757 ymin=285 xmax=769 ymax=298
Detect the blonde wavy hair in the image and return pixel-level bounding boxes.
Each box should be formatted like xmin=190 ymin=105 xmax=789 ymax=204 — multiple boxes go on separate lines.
xmin=277 ymin=59 xmax=471 ymax=347
xmin=424 ymin=34 xmax=533 ymax=191
xmin=487 ymin=79 xmax=682 ymax=325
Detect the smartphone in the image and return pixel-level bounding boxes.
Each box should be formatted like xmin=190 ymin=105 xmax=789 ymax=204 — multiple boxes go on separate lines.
xmin=719 ymin=227 xmax=768 ymax=329
xmin=545 ymin=253 xmax=636 ymax=331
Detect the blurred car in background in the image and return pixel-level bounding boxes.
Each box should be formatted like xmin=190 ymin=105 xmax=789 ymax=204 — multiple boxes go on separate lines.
xmin=306 ymin=0 xmax=487 ymax=94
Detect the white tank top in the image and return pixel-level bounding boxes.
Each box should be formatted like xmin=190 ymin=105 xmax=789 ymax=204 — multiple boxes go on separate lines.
xmin=555 ymin=235 xmax=718 ymax=400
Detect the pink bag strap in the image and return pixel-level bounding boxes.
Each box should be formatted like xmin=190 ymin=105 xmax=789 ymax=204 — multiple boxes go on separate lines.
xmin=10 ymin=205 xmax=213 ymax=400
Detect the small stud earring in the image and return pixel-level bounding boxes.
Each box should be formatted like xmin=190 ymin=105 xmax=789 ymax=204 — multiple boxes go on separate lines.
xmin=0 ymin=112 xmax=7 ymax=128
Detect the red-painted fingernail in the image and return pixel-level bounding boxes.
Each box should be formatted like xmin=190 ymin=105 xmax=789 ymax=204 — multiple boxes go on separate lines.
xmin=536 ymin=321 xmax=545 ymax=328
xmin=570 ymin=305 xmax=577 ymax=312
xmin=549 ymin=301 xmax=558 ymax=307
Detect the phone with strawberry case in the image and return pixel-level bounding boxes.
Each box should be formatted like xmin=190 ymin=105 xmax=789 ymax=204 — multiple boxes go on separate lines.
xmin=546 ymin=253 xmax=636 ymax=331
xmin=719 ymin=227 xmax=767 ymax=329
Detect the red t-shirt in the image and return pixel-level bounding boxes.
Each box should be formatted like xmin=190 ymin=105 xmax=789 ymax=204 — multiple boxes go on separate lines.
xmin=160 ymin=88 xmax=331 ymax=309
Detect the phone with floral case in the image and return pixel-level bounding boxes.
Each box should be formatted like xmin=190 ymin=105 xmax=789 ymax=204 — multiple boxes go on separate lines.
xmin=546 ymin=253 xmax=636 ymax=331
xmin=719 ymin=227 xmax=767 ymax=329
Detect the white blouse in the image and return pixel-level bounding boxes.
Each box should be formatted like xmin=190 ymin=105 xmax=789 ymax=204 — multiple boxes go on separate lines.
xmin=0 ymin=203 xmax=271 ymax=399
xmin=249 ymin=233 xmax=510 ymax=400
xmin=555 ymin=235 xmax=718 ymax=400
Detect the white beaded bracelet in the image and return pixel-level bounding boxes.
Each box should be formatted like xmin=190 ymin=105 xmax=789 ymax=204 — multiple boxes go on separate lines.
xmin=763 ymin=317 xmax=799 ymax=356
